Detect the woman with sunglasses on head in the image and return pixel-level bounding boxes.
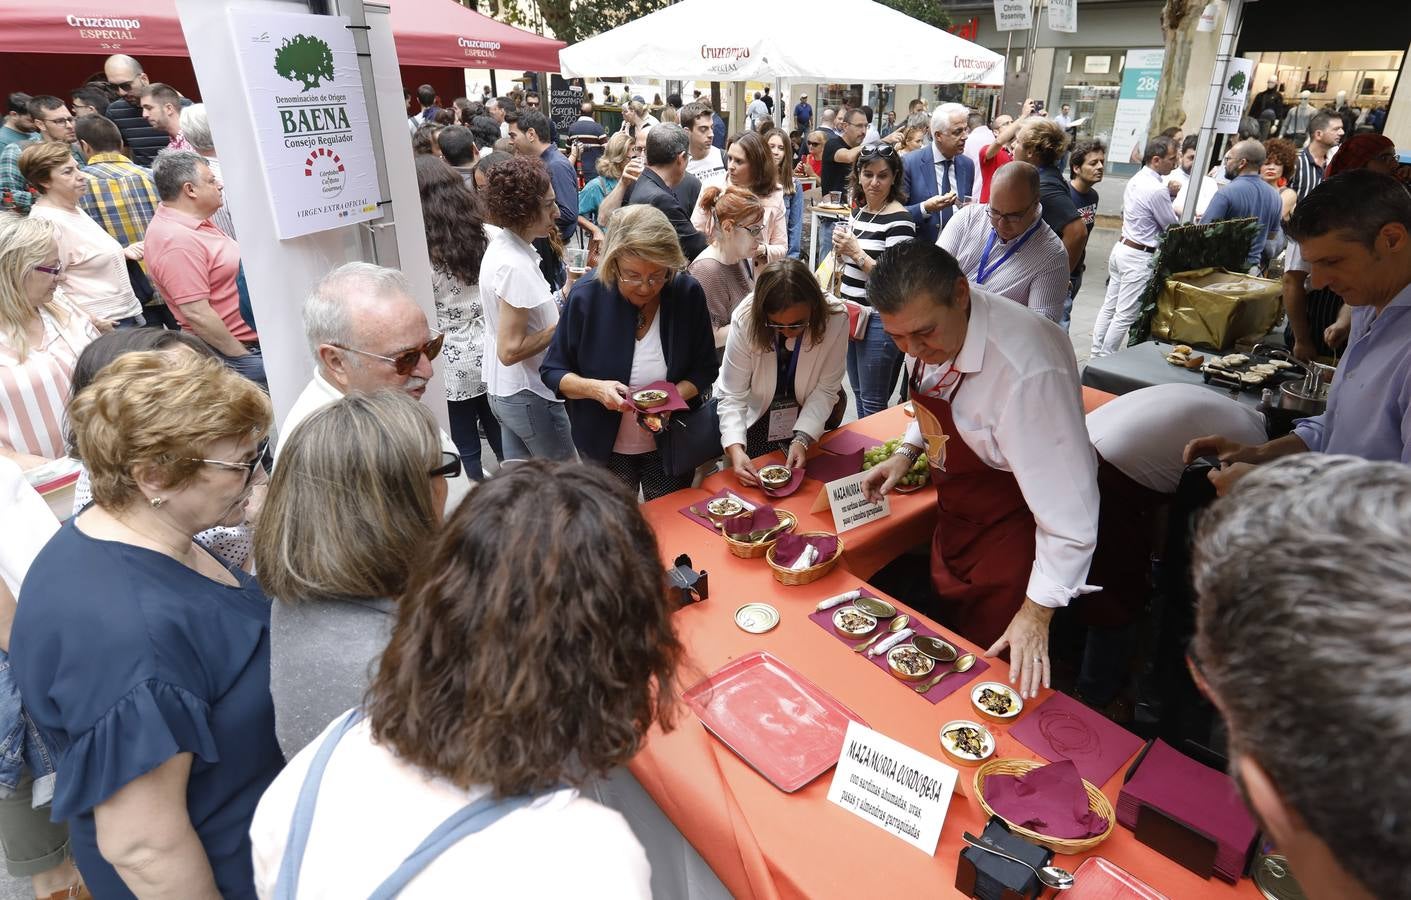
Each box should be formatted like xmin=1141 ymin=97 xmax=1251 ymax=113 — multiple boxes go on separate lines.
xmin=542 ymin=205 xmax=716 ymax=499
xmin=832 ymin=142 xmax=916 ymax=418
xmin=0 ymin=217 xmax=100 ymax=468
xmin=11 ymin=351 xmax=282 ymax=900
xmin=717 ymin=259 xmax=848 ymax=487
xmin=764 ymin=127 xmax=804 ymax=259
xmin=256 ymin=391 xmax=449 ymax=758
xmin=693 ymin=131 xmax=787 ymax=263
xmin=688 ymin=185 xmax=765 ymax=349
xmin=480 ymin=156 xmax=581 ymax=462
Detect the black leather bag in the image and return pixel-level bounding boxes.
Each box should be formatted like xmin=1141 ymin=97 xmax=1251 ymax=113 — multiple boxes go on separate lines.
xmin=657 ymin=396 xmax=723 ymax=479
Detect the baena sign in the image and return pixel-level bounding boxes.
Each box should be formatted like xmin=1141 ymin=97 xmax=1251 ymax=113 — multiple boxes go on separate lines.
xmin=229 ymin=9 xmax=382 ymax=239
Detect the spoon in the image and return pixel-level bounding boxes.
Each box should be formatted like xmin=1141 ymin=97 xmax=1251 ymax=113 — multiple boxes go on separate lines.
xmin=913 ymin=635 xmax=958 ymax=663
xmin=854 ymin=614 xmax=909 ymax=653
xmin=961 ymin=831 xmax=1075 ymax=891
xmin=914 ymin=653 xmax=976 ymax=693
xmin=745 ymin=517 xmax=794 ymax=543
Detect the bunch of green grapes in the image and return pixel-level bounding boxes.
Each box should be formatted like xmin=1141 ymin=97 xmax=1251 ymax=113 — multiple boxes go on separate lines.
xmin=860 ymin=437 xmax=929 ymax=488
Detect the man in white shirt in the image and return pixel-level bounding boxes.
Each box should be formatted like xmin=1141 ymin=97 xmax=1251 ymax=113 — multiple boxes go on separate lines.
xmin=746 ymin=92 xmax=769 ymax=131
xmin=280 ymin=262 xmax=470 ymax=506
xmin=861 ymin=240 xmax=1099 ymax=699
xmin=679 ymin=102 xmax=726 ymax=187
xmin=1089 ymin=136 xmax=1179 ymax=357
xmin=938 ymin=162 xmax=1070 ymax=322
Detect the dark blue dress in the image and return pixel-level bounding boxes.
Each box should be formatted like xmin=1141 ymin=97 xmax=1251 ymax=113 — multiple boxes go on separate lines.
xmin=11 ymin=521 xmax=284 ymax=899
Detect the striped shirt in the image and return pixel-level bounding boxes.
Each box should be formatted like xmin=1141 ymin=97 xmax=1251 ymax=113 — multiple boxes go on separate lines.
xmin=1288 ymin=147 xmax=1326 ymax=202
xmin=938 ymin=203 xmax=1071 ymax=322
xmin=0 ymin=293 xmax=98 ymax=458
xmin=839 ymin=207 xmax=915 ymax=304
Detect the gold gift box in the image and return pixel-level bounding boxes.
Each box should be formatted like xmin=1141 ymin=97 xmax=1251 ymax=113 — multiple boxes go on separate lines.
xmin=1150 ymin=268 xmax=1283 ymax=351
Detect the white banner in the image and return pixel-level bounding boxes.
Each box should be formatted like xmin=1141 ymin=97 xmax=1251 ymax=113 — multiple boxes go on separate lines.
xmin=1048 ymin=0 xmax=1077 ymax=33
xmin=227 ymin=10 xmax=382 ymax=239
xmin=1214 ymin=58 xmax=1255 ymax=134
xmin=827 ymin=722 xmax=959 ymax=854
xmin=993 ymin=0 xmax=1033 ymax=32
xmin=1109 ymin=48 xmax=1165 ymax=165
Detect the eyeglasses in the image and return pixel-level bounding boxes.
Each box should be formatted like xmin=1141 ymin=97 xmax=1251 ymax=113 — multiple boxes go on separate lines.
xmin=766 ymin=319 xmax=810 ymax=331
xmin=986 ymin=201 xmax=1036 ymax=226
xmin=33 ymin=263 xmax=63 ymax=277
xmin=858 ymin=143 xmax=897 ymax=162
xmin=333 ymin=332 xmax=444 ymax=376
xmin=807 ymin=140 xmax=823 ymax=147
xmin=43 ymin=116 xmax=75 ymax=127
xmin=741 ymin=222 xmax=765 ymax=237
xmin=619 ymin=271 xmax=669 ymax=289
xmin=429 ymin=450 xmax=462 ymax=480
xmin=189 ymin=438 xmax=272 ymax=487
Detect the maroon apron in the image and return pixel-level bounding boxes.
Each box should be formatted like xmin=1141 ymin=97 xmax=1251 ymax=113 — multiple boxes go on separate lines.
xmin=910 ymin=368 xmax=1036 ymax=648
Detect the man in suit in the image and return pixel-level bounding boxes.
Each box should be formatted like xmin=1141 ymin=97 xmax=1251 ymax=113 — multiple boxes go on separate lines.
xmin=902 ymin=102 xmax=975 ymax=244
xmin=623 ymin=124 xmax=706 ymax=261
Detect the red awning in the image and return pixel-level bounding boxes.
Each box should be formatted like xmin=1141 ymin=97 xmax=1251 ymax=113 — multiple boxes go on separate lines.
xmin=0 ymin=0 xmax=564 ymax=71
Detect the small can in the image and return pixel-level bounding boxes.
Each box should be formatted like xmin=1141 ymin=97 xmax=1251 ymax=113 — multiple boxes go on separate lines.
xmin=1253 ymin=854 xmax=1307 ymax=900
xmin=734 ymin=602 xmax=780 ymax=634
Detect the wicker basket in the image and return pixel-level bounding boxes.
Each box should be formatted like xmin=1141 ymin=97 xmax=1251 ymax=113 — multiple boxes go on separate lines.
xmin=723 ymin=511 xmax=798 ymax=559
xmin=765 ymin=532 xmax=844 ymax=585
xmin=973 ymin=758 xmax=1116 ymax=854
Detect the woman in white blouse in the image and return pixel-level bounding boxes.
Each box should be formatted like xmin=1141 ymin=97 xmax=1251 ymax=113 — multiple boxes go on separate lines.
xmin=19 ymin=142 xmax=143 ymax=327
xmin=478 ymin=155 xmax=580 ymax=461
xmin=716 ymin=259 xmax=848 ymax=487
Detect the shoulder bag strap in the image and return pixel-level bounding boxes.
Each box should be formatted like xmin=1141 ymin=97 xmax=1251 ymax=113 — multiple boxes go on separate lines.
xmin=272 ymin=709 xmax=363 ymax=900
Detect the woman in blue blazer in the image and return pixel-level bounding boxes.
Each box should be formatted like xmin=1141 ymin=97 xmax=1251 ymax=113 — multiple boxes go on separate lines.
xmin=542 ymin=205 xmax=719 ymax=498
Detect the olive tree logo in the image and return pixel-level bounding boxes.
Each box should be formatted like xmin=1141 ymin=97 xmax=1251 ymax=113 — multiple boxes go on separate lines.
xmin=274 ymin=34 xmax=334 ymax=92
xmin=1226 ymin=70 xmax=1247 ymax=95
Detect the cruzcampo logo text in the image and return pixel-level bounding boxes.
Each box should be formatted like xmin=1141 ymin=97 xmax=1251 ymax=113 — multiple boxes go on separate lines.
xmin=274 ymin=33 xmax=334 ymax=91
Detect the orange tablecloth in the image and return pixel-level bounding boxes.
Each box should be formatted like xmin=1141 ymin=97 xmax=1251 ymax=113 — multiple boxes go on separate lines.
xmin=631 ymin=389 xmax=1259 ymax=899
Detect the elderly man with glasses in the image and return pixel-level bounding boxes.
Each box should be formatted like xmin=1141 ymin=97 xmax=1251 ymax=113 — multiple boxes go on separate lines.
xmin=937 ymin=161 xmax=1070 ymax=322
xmin=278 ymin=262 xmax=470 ymax=504
xmin=902 ymin=102 xmax=976 ymax=244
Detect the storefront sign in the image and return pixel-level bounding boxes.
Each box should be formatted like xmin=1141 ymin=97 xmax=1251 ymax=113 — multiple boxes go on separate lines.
xmin=946 ymin=17 xmax=980 ymax=41
xmin=227 ymin=9 xmax=382 ymax=239
xmin=1109 ymin=48 xmax=1165 ymax=166
xmin=992 ymin=0 xmax=1032 ymax=32
xmin=1214 ymin=58 xmax=1254 ymax=134
xmin=1197 ymin=2 xmax=1220 ymax=32
xmin=1048 ymin=0 xmax=1077 ymax=34
xmin=827 ymin=721 xmax=959 ymax=854
xmin=815 ymin=470 xmax=890 ymax=534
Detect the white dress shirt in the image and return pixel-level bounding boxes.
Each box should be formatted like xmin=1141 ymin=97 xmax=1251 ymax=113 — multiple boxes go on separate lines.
xmin=1086 ymin=383 xmax=1268 ymax=493
xmin=903 ymin=287 xmax=1099 ymax=608
xmin=938 ymin=203 xmax=1071 ymax=322
xmin=1121 ymin=165 xmax=1181 ymax=248
xmin=714 ymin=296 xmax=848 ymax=448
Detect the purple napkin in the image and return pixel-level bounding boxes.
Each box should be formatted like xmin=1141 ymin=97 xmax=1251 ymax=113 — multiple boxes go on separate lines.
xmin=1118 ymin=739 xmax=1258 ymax=855
xmin=773 ymin=533 xmax=838 ymax=568
xmin=819 ymin=431 xmax=884 ymax=456
xmin=805 ymin=449 xmax=864 ymax=483
xmin=628 ymin=380 xmax=689 ymax=414
xmin=722 ymin=505 xmax=781 ymax=537
xmin=1010 ymin=691 xmax=1144 ymax=788
xmin=760 ymin=467 xmax=806 ymax=498
xmin=807 ymin=601 xmax=989 ymax=704
xmin=984 ymin=759 xmax=1109 ymax=839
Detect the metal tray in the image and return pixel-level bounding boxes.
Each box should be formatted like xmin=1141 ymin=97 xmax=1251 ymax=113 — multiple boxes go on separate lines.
xmin=681 ymin=650 xmax=867 ymax=793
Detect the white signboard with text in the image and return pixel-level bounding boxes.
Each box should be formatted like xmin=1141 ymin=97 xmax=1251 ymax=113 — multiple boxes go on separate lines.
xmin=992 ymin=0 xmax=1033 ymax=31
xmin=820 ymin=471 xmax=890 ymax=534
xmin=228 ymin=9 xmax=382 ymax=239
xmin=1214 ymin=58 xmax=1255 ymax=134
xmin=827 ymin=721 xmax=959 ymax=854
xmin=1048 ymin=0 xmax=1078 ymax=33
xmin=1109 ymin=49 xmax=1166 ymax=165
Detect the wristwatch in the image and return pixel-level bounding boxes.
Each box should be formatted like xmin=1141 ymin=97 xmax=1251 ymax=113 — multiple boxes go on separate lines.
xmin=891 ymin=443 xmax=923 ymax=465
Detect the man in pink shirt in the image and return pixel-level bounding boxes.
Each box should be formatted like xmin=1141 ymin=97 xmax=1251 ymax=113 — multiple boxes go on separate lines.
xmin=144 ymin=149 xmax=263 ymax=386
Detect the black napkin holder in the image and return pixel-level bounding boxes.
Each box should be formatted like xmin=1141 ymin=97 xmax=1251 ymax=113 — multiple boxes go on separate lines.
xmin=667 ymin=554 xmax=708 ymax=607
xmin=955 ymin=817 xmax=1051 ymax=900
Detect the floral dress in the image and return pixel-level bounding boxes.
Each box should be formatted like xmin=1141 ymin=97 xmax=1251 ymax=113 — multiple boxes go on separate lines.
xmin=432 ymin=269 xmax=487 ymax=401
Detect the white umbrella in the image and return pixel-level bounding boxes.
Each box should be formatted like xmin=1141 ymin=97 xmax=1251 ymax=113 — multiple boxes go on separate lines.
xmin=559 ymin=0 xmax=1004 ymax=86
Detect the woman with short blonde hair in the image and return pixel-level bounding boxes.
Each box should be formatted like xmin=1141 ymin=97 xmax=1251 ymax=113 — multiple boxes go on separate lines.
xmin=256 ymin=390 xmax=450 ymax=757
xmin=12 ymin=350 xmax=282 ymax=899
xmin=542 ymin=205 xmax=717 ymax=498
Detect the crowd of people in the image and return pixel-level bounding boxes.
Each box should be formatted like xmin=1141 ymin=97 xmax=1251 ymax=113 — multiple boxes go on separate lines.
xmin=0 ymin=52 xmax=1407 ymax=900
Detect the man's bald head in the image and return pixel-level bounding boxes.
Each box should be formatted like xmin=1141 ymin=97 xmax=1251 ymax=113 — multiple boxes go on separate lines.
xmin=103 ymin=54 xmax=149 ymax=103
xmin=987 ymin=161 xmax=1041 ymax=241
xmin=1232 ymin=139 xmax=1267 ymax=167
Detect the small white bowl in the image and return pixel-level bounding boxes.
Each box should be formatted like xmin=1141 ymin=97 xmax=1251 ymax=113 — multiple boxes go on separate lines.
xmin=970 ymin=681 xmax=1023 ymax=721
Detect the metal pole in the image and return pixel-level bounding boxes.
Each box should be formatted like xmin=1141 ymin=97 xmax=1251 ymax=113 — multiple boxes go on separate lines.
xmin=1021 ymin=0 xmax=1042 ymax=110
xmin=999 ymin=31 xmax=1014 ymax=113
xmin=1181 ymin=0 xmax=1245 ymax=223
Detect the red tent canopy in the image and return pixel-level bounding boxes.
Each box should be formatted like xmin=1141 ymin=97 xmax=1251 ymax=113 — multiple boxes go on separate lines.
xmin=0 ymin=0 xmax=563 ymax=70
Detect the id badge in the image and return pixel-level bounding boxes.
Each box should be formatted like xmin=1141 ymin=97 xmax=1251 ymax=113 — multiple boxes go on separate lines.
xmin=767 ymin=402 xmax=800 ymax=442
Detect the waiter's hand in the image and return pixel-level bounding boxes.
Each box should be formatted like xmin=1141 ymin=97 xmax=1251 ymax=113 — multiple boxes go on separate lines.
xmin=860 ymin=454 xmax=909 ymax=502
xmin=1182 ymin=434 xmax=1263 ymax=466
xmin=986 ymin=599 xmax=1054 ymax=699
xmin=726 ymin=445 xmax=762 ymax=487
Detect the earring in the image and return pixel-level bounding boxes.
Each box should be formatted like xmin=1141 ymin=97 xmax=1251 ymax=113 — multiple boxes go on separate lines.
xmin=150 ymin=497 xmax=166 ymax=509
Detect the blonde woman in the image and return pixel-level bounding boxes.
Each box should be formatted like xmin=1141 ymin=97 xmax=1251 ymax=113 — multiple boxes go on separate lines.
xmin=256 ymin=391 xmax=449 ymax=758
xmin=541 ymin=205 xmax=717 ymax=498
xmin=0 ymin=216 xmax=100 ymax=464
xmin=577 ymin=131 xmax=629 ymax=244
xmin=619 ymin=98 xmax=658 ymax=137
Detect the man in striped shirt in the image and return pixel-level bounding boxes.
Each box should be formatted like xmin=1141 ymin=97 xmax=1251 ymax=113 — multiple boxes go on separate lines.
xmin=1288 ymin=110 xmax=1343 ymax=202
xmin=938 ymin=162 xmax=1069 ymax=323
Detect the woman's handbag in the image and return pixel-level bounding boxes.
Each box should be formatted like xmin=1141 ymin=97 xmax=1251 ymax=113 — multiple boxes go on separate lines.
xmin=657 ymin=396 xmax=724 ymax=479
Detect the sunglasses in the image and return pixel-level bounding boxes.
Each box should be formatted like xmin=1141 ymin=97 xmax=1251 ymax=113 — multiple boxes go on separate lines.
xmin=858 ymin=143 xmax=897 ymax=162
xmin=189 ymin=438 xmax=273 ymax=487
xmin=334 ymin=332 xmax=444 ymax=376
xmin=109 ymin=79 xmax=142 ymax=93
xmin=807 ymin=140 xmax=824 ymax=146
xmin=429 ymin=450 xmax=462 ymax=480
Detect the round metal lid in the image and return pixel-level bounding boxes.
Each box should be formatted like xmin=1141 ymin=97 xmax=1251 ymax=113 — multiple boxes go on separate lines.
xmin=734 ymin=602 xmax=780 ymax=634
xmin=1253 ymin=854 xmax=1307 ymax=900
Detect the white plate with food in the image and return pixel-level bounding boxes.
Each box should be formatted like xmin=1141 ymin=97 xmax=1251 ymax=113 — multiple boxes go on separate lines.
xmin=970 ymin=681 xmax=1023 ymax=720
xmin=939 ymin=719 xmax=995 ymax=765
